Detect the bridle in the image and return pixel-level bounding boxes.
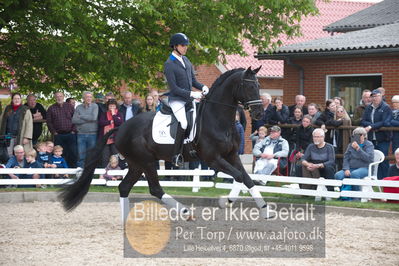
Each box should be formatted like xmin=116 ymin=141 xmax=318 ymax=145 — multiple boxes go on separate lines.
xmin=194 ymin=70 xmax=262 ymax=146
xmin=238 ymin=77 xmax=262 ymax=110
xmin=202 ymin=71 xmax=262 ymax=110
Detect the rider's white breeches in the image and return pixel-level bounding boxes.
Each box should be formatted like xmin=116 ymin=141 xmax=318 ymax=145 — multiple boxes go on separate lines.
xmin=170 ymin=100 xmax=187 ymax=129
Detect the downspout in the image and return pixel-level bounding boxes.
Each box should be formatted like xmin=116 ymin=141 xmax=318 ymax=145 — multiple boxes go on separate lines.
xmin=286 ymin=57 xmax=304 ymax=95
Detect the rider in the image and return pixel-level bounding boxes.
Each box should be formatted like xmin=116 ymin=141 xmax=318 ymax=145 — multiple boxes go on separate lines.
xmin=164 ymin=33 xmax=209 ymax=167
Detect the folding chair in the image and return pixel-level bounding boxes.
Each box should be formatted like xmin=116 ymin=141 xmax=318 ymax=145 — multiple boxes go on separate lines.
xmin=361 ymin=150 xmax=385 ymax=202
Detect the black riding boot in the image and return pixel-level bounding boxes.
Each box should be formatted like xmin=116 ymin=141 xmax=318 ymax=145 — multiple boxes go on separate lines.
xmin=172 ymin=124 xmax=185 ymax=168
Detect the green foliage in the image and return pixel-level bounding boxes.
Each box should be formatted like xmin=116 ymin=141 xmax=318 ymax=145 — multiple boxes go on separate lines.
xmin=0 ymin=0 xmax=318 ymax=96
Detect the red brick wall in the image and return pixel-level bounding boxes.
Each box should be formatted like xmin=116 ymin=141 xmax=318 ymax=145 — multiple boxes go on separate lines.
xmin=195 ymin=64 xmax=222 ymax=87
xmin=283 ymin=55 xmax=399 ymax=106
xmin=259 ymin=77 xmax=283 ymax=90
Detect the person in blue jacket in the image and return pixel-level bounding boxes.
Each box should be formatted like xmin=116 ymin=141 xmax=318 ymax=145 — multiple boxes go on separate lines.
xmin=164 ymin=33 xmax=209 ymax=167
xmin=361 ymin=88 xmax=392 ymax=179
xmin=390 ymin=95 xmax=399 ymax=153
xmin=235 ymin=111 xmax=245 ymax=155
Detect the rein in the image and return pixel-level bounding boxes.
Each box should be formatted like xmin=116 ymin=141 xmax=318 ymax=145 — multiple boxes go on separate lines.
xmin=202 ymin=75 xmax=262 ymax=110
xmin=194 ymin=71 xmax=262 ymax=145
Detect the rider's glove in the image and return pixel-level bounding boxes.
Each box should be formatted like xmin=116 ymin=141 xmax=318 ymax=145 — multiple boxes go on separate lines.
xmin=202 ymin=85 xmax=209 ymax=95
xmin=190 ymin=91 xmax=202 ymax=99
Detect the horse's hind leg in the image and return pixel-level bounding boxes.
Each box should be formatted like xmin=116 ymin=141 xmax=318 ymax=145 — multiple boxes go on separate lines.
xmin=143 ymin=165 xmax=190 ymax=217
xmin=119 ymin=167 xmax=143 ymax=225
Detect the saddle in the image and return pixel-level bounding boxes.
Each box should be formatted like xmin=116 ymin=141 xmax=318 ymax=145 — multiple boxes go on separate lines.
xmin=152 ymin=100 xmax=198 ymax=145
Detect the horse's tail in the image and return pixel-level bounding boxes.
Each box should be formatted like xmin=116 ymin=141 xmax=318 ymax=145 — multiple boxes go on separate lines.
xmin=58 ymin=128 xmax=119 ymax=211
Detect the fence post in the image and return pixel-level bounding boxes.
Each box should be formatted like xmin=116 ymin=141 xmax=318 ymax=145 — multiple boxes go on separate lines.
xmin=361 ymin=177 xmax=372 ymax=202
xmin=192 ymin=173 xmax=200 ymax=193
xmin=159 ymin=160 xmax=165 ymax=170
xmin=315 ymin=178 xmax=327 ymax=201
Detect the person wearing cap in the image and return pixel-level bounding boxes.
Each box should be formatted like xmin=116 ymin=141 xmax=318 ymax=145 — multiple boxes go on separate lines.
xmin=334 ymin=127 xmax=374 ymax=192
xmin=95 ymin=93 xmax=106 ymax=120
xmin=361 ymin=88 xmax=392 ymax=179
xmin=352 ymin=89 xmax=372 ymax=126
xmin=164 ymin=33 xmax=209 ymax=167
xmin=253 ymin=125 xmax=289 ymax=177
xmin=94 ymin=93 xmax=104 ymax=103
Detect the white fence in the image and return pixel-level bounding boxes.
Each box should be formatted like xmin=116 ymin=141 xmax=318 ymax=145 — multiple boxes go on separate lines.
xmin=216 ymin=172 xmax=399 ymax=202
xmin=1 ymin=168 xmax=399 ymax=201
xmin=0 ymin=168 xmax=215 ymax=193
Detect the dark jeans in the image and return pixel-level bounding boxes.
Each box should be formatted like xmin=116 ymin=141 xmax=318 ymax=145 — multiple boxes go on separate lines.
xmin=392 ymin=134 xmax=399 ymax=155
xmin=77 ymin=134 xmax=97 ymax=168
xmin=54 ymin=133 xmax=77 ymax=168
xmin=372 ymin=140 xmax=390 ymax=179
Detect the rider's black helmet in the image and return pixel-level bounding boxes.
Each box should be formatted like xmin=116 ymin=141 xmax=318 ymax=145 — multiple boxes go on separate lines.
xmin=169 ymin=33 xmax=189 ymax=47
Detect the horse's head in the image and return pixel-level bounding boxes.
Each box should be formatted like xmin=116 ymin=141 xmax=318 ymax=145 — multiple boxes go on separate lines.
xmin=237 ymin=66 xmax=263 ymax=120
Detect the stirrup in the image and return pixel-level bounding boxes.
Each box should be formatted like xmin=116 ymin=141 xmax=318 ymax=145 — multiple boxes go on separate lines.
xmin=172 ymin=154 xmax=184 ymax=168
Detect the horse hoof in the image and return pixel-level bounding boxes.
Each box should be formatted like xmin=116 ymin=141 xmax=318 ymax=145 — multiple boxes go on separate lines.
xmin=75 ymin=167 xmax=83 ymax=179
xmin=172 ymin=154 xmax=184 ymax=168
xmin=260 ymin=205 xmax=275 ymax=219
xmin=181 ymin=211 xmax=195 ymax=221
xmin=218 ymin=196 xmax=233 ymax=209
xmin=185 ymin=215 xmax=195 ymax=221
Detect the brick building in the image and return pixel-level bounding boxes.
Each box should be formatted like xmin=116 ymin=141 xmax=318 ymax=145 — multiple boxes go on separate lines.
xmin=256 ymin=0 xmax=399 ymax=114
xmin=201 ymin=0 xmax=374 ymax=106
xmin=195 ymin=0 xmax=376 ymax=153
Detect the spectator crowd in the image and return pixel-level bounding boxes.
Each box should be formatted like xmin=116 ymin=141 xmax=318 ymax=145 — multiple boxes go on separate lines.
xmin=250 ymin=88 xmax=399 ymax=198
xmin=1 ymin=86 xmax=399 ymax=197
xmin=0 ymin=89 xmax=162 ymax=185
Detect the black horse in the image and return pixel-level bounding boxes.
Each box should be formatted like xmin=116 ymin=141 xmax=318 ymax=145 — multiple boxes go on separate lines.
xmin=60 ymin=66 xmax=274 ymax=220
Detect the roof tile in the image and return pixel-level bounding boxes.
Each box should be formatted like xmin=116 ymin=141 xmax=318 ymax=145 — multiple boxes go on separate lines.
xmin=267 ymin=22 xmax=399 ymax=54
xmin=224 ymin=0 xmax=373 ymax=77
xmin=324 ymin=0 xmax=399 ymax=32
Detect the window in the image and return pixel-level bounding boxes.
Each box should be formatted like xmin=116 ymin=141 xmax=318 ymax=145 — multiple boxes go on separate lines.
xmin=326 ymin=74 xmax=382 ymax=115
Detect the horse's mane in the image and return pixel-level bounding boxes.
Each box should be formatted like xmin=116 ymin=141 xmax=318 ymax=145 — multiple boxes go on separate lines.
xmin=210 ymin=68 xmax=244 ymax=90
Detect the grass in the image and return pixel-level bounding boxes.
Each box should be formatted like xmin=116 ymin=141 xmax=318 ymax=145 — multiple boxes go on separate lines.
xmin=2 ymin=182 xmax=399 ymax=212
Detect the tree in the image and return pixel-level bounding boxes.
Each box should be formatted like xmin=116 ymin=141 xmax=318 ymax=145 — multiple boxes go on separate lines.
xmin=0 ymin=0 xmax=318 ymax=96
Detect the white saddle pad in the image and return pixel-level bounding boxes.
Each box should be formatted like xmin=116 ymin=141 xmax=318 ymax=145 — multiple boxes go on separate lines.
xmin=152 ymin=101 xmax=197 ymax=144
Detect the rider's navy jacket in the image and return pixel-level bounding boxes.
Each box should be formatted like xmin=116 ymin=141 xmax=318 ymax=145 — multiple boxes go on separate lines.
xmin=361 ymin=100 xmax=392 ymax=142
xmin=164 ymin=53 xmax=203 ymax=103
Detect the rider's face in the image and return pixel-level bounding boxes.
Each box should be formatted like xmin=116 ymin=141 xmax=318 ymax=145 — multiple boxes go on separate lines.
xmin=176 ymin=44 xmax=188 ymax=55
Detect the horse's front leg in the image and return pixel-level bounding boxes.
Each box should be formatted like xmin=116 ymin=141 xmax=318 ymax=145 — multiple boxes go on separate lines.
xmin=210 ymin=154 xmax=274 ymax=219
xmin=208 ymin=155 xmax=244 ymax=204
